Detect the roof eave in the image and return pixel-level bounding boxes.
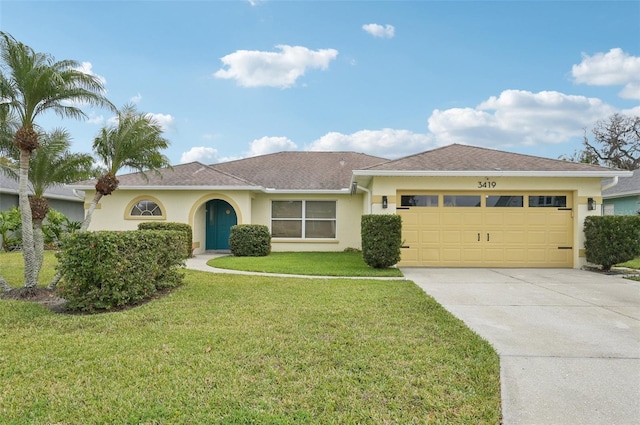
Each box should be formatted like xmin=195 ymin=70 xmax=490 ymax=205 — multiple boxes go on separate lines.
xmin=66 ymin=184 xmax=263 ymax=191
xmin=352 ymin=170 xmax=633 ymax=178
xmin=603 ymin=191 xmax=640 ymax=199
xmin=264 ymin=188 xmax=351 ymax=194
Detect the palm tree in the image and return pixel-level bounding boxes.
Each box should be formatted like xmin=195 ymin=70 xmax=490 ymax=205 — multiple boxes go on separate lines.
xmin=80 ymin=104 xmax=171 ymax=231
xmin=0 ymin=31 xmax=114 ymax=290
xmin=27 ymin=129 xmax=93 ymax=274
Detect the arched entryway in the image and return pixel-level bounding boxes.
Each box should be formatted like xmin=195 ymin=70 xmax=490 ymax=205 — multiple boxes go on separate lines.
xmin=205 ymin=199 xmax=237 ymax=251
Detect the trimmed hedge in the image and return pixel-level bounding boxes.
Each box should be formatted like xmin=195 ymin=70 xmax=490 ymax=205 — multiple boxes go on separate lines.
xmin=229 ymin=224 xmax=271 ymax=257
xmin=361 ymin=214 xmax=402 ymax=268
xmin=138 ymin=222 xmax=193 ymax=258
xmin=57 ymin=230 xmax=186 ymax=312
xmin=584 ymin=215 xmax=640 ymax=271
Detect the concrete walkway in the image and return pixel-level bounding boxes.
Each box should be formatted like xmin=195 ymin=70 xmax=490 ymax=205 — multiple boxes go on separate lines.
xmin=186 ymin=255 xmax=640 ymax=424
xmin=402 ymin=268 xmax=640 ymax=425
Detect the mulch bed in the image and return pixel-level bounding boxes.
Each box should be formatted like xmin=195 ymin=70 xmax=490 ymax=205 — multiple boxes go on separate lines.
xmin=1 ymin=286 xmax=178 ymax=314
xmin=1 ymin=287 xmax=68 ymax=313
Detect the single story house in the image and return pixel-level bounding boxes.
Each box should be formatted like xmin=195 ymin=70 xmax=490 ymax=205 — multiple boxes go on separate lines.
xmin=68 ymin=144 xmax=631 ymax=268
xmin=0 ymin=173 xmax=85 ymax=221
xmin=602 ymin=169 xmax=640 ymax=215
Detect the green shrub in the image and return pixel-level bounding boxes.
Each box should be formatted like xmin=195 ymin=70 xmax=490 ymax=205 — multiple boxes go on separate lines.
xmin=584 ymin=215 xmax=640 ymax=271
xmin=42 ymin=209 xmax=81 ymax=248
xmin=361 ymin=214 xmax=402 ymax=268
xmin=229 ymin=224 xmax=271 ymax=257
xmin=138 ymin=222 xmax=193 ymax=258
xmin=0 ymin=206 xmax=21 ymax=251
xmin=57 ymin=230 xmax=186 ymax=312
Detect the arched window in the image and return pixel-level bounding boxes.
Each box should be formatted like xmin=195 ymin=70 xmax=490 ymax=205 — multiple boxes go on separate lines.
xmin=129 ymin=199 xmax=163 ymax=217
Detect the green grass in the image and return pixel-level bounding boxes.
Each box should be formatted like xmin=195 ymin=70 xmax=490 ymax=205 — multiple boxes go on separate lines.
xmin=0 ymin=252 xmax=501 ymax=424
xmin=617 ymin=257 xmax=640 ymax=269
xmin=209 ymin=251 xmax=404 ymax=277
xmin=0 ymin=250 xmax=57 ymax=287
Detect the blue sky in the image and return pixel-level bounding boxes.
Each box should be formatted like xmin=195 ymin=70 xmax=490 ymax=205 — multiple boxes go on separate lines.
xmin=1 ymin=0 xmax=639 ymax=165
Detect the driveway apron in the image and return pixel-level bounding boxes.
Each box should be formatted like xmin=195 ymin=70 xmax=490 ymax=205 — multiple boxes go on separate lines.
xmin=401 ymin=268 xmax=640 ymax=425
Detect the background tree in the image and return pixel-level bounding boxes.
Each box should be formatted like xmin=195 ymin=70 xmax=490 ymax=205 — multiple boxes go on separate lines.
xmin=578 ymin=114 xmax=640 ymax=170
xmin=80 ymin=104 xmax=171 ymax=231
xmin=0 ymin=31 xmax=113 ymax=291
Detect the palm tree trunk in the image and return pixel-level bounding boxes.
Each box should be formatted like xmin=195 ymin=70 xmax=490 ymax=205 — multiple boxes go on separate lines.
xmin=18 ymin=149 xmax=38 ymax=288
xmin=0 ymin=276 xmax=13 ymax=293
xmin=33 ymin=219 xmax=45 ymax=279
xmin=49 ymin=192 xmax=103 ymax=290
xmin=80 ymin=191 xmax=104 ymax=231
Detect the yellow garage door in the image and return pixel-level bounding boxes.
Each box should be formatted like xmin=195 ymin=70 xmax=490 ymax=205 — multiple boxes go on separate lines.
xmin=397 ymin=192 xmax=573 ymax=268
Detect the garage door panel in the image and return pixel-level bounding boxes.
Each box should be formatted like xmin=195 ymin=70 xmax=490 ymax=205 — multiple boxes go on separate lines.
xmin=398 ymin=192 xmax=573 ymax=268
xmin=421 ymin=230 xmax=440 ymax=243
xmin=442 ymin=212 xmax=462 ymax=225
xmin=403 ymin=230 xmax=419 ymax=244
xmin=421 ymin=248 xmax=440 ymax=262
xmin=420 ymin=211 xmax=440 ymax=225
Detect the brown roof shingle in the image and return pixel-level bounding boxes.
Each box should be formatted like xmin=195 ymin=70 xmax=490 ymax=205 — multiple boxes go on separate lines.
xmin=364 ymin=144 xmax=618 ymax=173
xmin=210 ymin=151 xmax=387 ymax=190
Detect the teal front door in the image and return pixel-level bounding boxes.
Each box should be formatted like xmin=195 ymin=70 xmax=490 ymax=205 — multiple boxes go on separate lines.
xmin=205 ymin=200 xmax=237 ymax=250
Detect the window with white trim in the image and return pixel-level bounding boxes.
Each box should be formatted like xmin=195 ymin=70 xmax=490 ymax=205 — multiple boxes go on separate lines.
xmin=130 ymin=200 xmax=163 ymax=216
xmin=271 ymin=200 xmax=336 ymax=238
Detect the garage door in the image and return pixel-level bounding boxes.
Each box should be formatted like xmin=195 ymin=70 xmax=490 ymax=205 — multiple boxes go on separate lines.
xmin=397 ymin=192 xmax=573 ymax=268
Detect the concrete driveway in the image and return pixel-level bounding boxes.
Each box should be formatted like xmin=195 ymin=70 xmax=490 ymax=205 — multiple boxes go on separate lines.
xmin=401 ymin=268 xmax=640 ymax=425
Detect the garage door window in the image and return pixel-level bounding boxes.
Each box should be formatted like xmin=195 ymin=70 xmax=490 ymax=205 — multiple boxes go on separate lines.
xmin=486 ymin=195 xmax=523 ymax=207
xmin=444 ymin=195 xmax=481 ymax=207
xmin=401 ymin=195 xmax=438 ymax=207
xmin=529 ymin=196 xmax=567 ymax=208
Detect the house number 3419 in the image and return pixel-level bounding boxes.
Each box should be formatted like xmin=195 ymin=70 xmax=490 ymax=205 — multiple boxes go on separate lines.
xmin=478 ymin=180 xmax=497 ymax=188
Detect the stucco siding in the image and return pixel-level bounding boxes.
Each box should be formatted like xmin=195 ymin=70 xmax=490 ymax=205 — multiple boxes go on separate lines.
xmin=251 ymin=193 xmax=364 ymax=252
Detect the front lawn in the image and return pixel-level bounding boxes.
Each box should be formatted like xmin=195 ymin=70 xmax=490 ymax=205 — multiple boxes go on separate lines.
xmin=209 ymin=251 xmax=404 ymax=277
xmin=0 ymin=252 xmax=500 ymax=424
xmin=617 ymin=257 xmax=640 ymax=269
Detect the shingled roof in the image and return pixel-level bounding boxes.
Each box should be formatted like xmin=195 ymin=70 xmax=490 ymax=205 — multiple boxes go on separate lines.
xmin=603 ymin=169 xmax=640 ymax=198
xmin=210 ymin=151 xmax=387 ymax=190
xmin=70 ymin=162 xmax=257 ymax=189
xmin=0 ymin=173 xmax=82 ymax=201
xmin=358 ymin=144 xmax=623 ymax=174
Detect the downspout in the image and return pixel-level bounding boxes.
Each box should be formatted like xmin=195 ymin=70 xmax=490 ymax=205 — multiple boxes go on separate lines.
xmin=357 ymin=185 xmax=372 ymax=214
xmin=72 ymin=189 xmax=85 ymax=200
xmin=601 ymin=176 xmax=619 ymax=192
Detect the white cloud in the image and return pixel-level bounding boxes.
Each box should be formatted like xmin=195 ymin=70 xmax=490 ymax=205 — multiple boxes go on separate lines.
xmin=86 ymin=113 xmax=104 ymax=125
xmin=571 ymin=48 xmax=640 ymax=99
xmin=428 ymin=90 xmax=616 ymax=147
xmin=307 ymin=128 xmax=433 ymax=159
xmin=73 ymin=61 xmax=107 ymax=86
xmin=147 ymin=113 xmax=174 ymax=132
xmin=180 ymin=146 xmax=220 ymax=164
xmin=362 ymin=23 xmax=395 ymax=39
xmin=129 ymin=93 xmax=142 ymax=104
xmin=214 ymin=45 xmax=339 ymax=88
xmin=246 ymin=136 xmax=298 ymax=157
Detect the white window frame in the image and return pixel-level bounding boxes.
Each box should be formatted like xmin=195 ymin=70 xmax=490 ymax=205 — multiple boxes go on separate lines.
xmin=271 ymin=200 xmax=337 ymax=239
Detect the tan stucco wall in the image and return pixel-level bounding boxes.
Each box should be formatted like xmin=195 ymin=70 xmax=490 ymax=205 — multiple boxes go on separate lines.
xmin=250 ymin=193 xmax=364 ymax=252
xmin=84 ymin=189 xmax=365 ymax=254
xmin=364 ymin=175 xmax=605 ymax=268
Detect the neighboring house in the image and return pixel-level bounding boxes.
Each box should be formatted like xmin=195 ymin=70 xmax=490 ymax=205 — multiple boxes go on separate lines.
xmin=68 ymin=144 xmax=631 ymax=269
xmin=0 ymin=173 xmax=85 ymax=221
xmin=602 ymin=169 xmax=640 ymax=216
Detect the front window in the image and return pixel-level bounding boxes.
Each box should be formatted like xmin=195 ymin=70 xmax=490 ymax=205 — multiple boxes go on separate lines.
xmin=130 ymin=200 xmax=162 ymax=216
xmin=272 ymin=200 xmax=336 ymax=238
